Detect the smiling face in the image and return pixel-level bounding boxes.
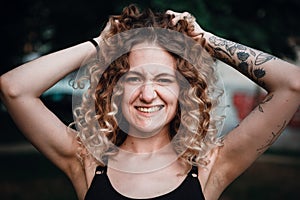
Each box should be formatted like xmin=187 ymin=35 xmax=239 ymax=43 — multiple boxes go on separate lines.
xmin=120 ymin=43 xmax=180 ymax=138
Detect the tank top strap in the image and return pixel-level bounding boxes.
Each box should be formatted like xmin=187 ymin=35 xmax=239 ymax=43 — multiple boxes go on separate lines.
xmin=95 ymin=165 xmax=107 ymax=175
xmin=188 ymin=166 xmax=199 ymax=178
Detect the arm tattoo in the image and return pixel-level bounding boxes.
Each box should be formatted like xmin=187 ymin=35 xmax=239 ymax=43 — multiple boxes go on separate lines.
xmin=258 ymin=94 xmax=274 ymax=113
xmin=256 ymin=120 xmax=287 ymax=154
xmin=208 ymin=35 xmax=277 ymax=87
xmin=255 ymin=52 xmax=274 ymax=65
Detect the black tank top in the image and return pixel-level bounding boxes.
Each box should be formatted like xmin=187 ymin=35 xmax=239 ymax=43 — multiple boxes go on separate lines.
xmin=85 ymin=165 xmax=205 ymax=200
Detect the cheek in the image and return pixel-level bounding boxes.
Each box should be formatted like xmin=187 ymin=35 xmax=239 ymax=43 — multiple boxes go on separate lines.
xmin=121 ymin=91 xmax=130 ymax=114
xmin=122 ymin=86 xmax=140 ymax=105
xmin=121 ymin=86 xmax=140 ymax=118
xmin=166 ymin=85 xmax=180 ymax=114
xmin=159 ymin=85 xmax=180 ymax=102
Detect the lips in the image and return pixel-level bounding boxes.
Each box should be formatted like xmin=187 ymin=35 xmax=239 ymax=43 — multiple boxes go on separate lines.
xmin=134 ymin=105 xmax=164 ymax=113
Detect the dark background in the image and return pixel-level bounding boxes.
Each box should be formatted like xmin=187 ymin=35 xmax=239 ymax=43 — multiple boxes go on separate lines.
xmin=1 ymin=0 xmax=300 ymax=199
xmin=1 ymin=0 xmax=300 ymax=75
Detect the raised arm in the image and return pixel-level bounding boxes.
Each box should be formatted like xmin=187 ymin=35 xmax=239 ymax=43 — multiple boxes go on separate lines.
xmin=0 ymin=39 xmax=99 ymax=174
xmin=201 ymin=28 xmax=300 ymax=196
xmin=168 ymin=10 xmax=300 ymax=198
xmin=202 ymin=31 xmax=300 ymax=92
xmin=202 ymin=28 xmax=299 ymax=151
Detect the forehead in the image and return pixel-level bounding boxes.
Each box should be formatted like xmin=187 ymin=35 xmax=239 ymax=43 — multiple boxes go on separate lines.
xmin=129 ymin=43 xmax=176 ymax=71
xmin=125 ymin=63 xmax=176 ymax=77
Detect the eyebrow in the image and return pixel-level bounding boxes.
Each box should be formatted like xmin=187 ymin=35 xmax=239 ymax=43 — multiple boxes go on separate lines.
xmin=126 ymin=71 xmax=176 ymax=78
xmin=125 ymin=71 xmax=143 ymax=77
xmin=155 ymin=73 xmax=176 ymax=78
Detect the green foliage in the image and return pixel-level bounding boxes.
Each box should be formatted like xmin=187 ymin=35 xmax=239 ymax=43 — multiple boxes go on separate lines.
xmin=151 ymin=0 xmax=300 ymax=59
xmin=2 ymin=0 xmax=300 ymax=74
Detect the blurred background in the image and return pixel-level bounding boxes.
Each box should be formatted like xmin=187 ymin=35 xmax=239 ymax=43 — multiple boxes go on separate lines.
xmin=0 ymin=0 xmax=299 ymax=199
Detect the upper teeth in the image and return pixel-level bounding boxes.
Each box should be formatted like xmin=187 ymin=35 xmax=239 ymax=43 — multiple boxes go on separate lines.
xmin=136 ymin=106 xmax=162 ymax=113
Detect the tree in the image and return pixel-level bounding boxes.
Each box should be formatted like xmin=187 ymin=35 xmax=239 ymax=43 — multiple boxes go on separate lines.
xmin=1 ymin=0 xmax=300 ymax=75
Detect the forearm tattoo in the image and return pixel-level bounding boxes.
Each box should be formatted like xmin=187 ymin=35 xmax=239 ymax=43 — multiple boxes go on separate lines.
xmin=207 ymin=35 xmax=277 ymax=87
xmin=258 ymin=94 xmax=274 ymax=113
xmin=256 ymin=120 xmax=287 ymax=154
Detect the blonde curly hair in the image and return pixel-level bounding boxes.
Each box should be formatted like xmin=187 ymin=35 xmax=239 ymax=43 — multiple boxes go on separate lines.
xmin=71 ymin=4 xmax=224 ymax=169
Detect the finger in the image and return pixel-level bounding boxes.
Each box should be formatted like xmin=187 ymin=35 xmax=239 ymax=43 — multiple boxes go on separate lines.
xmin=166 ymin=10 xmax=181 ymax=16
xmin=166 ymin=10 xmax=183 ymax=24
xmin=167 ymin=11 xmax=195 ymax=25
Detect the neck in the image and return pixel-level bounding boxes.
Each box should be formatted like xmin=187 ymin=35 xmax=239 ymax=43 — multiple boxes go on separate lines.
xmin=120 ymin=127 xmax=171 ymax=153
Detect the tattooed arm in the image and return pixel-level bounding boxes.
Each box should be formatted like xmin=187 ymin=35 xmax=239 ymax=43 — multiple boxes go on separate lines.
xmin=200 ymin=21 xmax=300 ymax=197
xmin=203 ymin=32 xmax=279 ymax=89
xmin=168 ymin=10 xmax=300 ymax=199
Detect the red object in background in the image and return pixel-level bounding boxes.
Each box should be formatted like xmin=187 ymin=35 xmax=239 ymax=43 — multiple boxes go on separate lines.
xmin=233 ymin=92 xmax=300 ymax=128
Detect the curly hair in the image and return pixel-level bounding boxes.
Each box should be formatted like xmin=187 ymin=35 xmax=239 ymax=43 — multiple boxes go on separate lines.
xmin=71 ymin=4 xmax=224 ymax=169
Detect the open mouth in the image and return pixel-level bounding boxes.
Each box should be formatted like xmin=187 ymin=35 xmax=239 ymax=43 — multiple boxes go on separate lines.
xmin=135 ymin=105 xmax=164 ymax=113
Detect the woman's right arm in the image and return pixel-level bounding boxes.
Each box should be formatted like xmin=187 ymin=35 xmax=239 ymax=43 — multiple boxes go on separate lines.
xmin=0 ymin=40 xmax=98 ymax=175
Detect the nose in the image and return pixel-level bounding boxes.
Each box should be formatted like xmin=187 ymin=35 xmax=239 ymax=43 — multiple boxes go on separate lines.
xmin=139 ymin=83 xmax=157 ymax=102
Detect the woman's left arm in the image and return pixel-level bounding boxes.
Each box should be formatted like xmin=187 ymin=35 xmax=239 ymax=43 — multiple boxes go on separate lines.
xmin=202 ymin=31 xmax=300 ymax=93
xmin=201 ymin=30 xmax=300 ymax=148
xmin=198 ymin=22 xmax=300 ymax=190
xmin=168 ymin=10 xmax=300 ymax=197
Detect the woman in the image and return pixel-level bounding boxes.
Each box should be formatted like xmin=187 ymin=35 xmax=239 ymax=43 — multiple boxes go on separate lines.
xmin=0 ymin=4 xmax=299 ymax=200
